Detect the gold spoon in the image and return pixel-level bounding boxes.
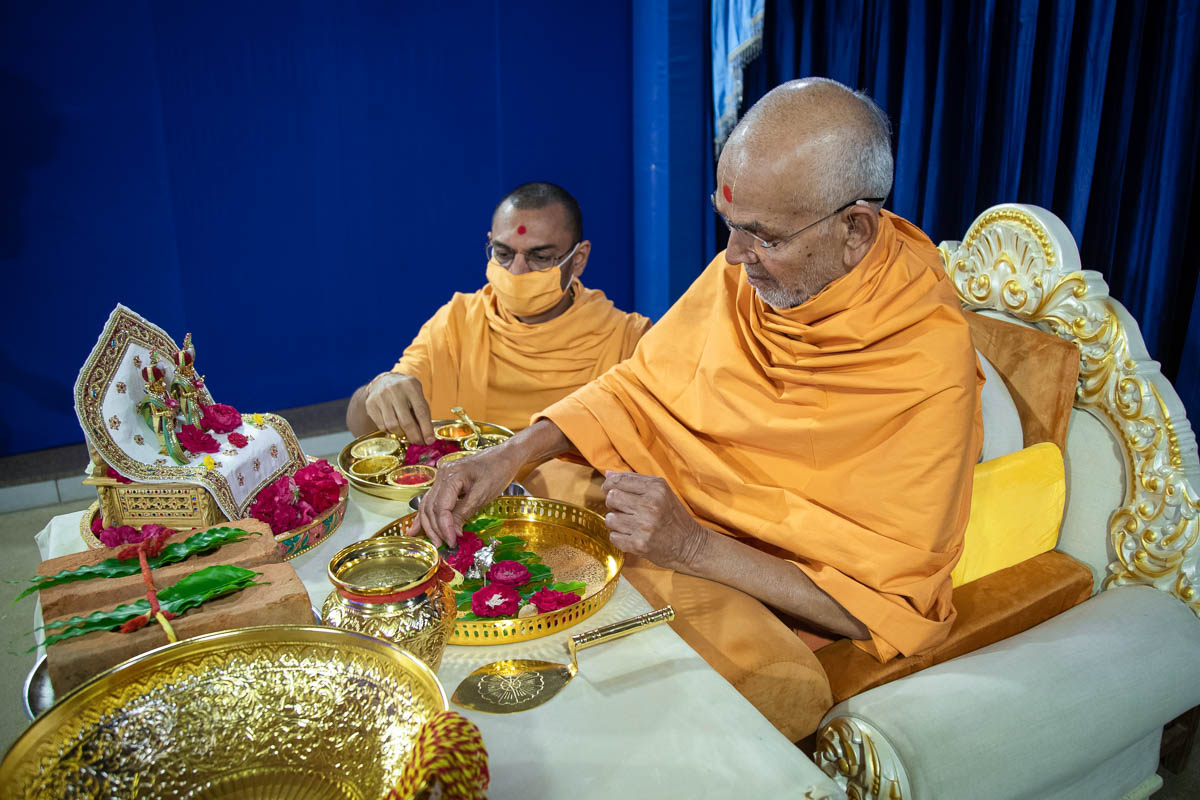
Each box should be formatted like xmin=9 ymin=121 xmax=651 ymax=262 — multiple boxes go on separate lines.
xmin=450 ymin=406 xmax=484 ymax=439
xmin=451 ymin=606 xmax=675 ymax=713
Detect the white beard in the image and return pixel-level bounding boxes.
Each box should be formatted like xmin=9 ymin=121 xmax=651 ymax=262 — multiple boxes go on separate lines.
xmin=751 ymin=282 xmax=811 ymax=310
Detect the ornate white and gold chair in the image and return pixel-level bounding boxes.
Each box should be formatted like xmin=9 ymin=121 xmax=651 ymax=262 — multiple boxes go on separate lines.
xmin=814 ymin=205 xmax=1200 ymax=800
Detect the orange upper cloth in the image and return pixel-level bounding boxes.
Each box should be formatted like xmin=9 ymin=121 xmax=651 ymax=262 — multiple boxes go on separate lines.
xmin=393 ymin=282 xmax=651 ymax=433
xmin=539 ymin=212 xmax=983 ymax=661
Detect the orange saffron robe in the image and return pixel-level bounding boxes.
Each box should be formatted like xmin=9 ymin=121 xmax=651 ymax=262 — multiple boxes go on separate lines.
xmin=394 ymin=282 xmax=651 ymax=433
xmin=539 ymin=213 xmax=983 ymax=661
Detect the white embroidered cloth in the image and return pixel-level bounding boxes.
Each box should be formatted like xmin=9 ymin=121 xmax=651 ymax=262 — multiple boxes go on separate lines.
xmin=73 ymin=304 xmax=307 ymax=519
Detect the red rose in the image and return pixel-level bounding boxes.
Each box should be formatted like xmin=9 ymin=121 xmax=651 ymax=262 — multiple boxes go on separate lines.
xmin=294 ymin=459 xmax=348 ymax=513
xmin=106 ymin=466 xmax=133 ymax=484
xmin=91 ymin=514 xmax=104 ymax=535
xmin=528 ymin=587 xmax=581 ymax=613
xmin=98 ymin=525 xmax=137 ymax=548
xmin=227 ymin=431 xmax=249 ymax=448
xmin=179 ymin=424 xmax=220 ymax=453
xmin=487 ymin=560 xmax=530 ymax=587
xmin=456 ymin=530 xmax=484 ymax=557
xmin=403 ymin=440 xmax=460 ymax=466
xmin=471 ymin=584 xmax=520 ymax=617
xmin=445 ymin=549 xmax=474 ymax=575
xmin=200 ymin=403 xmax=242 ymax=434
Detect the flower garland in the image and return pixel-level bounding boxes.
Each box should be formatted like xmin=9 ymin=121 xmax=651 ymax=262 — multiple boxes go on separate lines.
xmin=441 ymin=517 xmax=586 ymax=619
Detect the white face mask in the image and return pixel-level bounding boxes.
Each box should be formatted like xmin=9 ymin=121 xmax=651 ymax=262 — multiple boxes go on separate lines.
xmin=485 ymin=253 xmax=576 ymax=317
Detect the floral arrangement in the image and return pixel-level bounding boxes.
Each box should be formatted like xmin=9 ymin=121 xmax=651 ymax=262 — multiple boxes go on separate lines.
xmin=92 ymin=517 xmax=176 ymax=548
xmin=248 ymin=458 xmax=347 ymax=534
xmin=442 ymin=517 xmax=585 ymax=620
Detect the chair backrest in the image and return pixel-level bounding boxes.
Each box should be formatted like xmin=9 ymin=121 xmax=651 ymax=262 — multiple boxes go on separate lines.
xmin=937 ymin=204 xmax=1200 ymax=614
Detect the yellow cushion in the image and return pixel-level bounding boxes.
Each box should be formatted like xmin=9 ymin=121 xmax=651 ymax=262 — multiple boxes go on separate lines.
xmin=951 ymin=442 xmax=1065 ymax=587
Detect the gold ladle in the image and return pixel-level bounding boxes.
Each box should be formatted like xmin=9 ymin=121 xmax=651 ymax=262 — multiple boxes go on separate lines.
xmin=451 ymin=606 xmax=675 ymax=713
xmin=450 ymin=406 xmax=484 ymax=439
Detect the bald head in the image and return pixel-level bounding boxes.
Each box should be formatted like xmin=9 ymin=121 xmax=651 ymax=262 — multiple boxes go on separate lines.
xmin=723 ymin=78 xmax=892 ymax=216
xmin=713 ymin=79 xmax=894 ymax=310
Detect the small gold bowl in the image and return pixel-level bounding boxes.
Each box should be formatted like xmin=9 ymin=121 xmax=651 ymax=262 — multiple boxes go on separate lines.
xmin=464 ymin=433 xmax=508 ymax=451
xmin=434 ymin=423 xmax=475 ymax=445
xmin=435 ymin=450 xmax=474 ymax=467
xmin=350 ymin=436 xmax=400 ymax=460
xmin=384 ymin=465 xmax=436 ymax=502
xmin=350 ymin=454 xmax=400 ymax=481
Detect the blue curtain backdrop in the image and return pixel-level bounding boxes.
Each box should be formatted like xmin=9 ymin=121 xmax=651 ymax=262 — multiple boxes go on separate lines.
xmin=735 ymin=0 xmax=1200 ymax=427
xmin=1 ymin=1 xmax=635 ymax=456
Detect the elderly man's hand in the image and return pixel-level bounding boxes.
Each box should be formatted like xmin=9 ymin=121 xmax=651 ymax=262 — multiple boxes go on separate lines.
xmin=411 ymin=445 xmax=524 ymax=548
xmin=365 ymin=373 xmax=435 ymax=445
xmin=602 ymin=472 xmax=710 ymax=573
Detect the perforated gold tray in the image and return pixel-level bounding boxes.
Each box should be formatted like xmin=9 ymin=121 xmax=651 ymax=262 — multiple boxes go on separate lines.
xmin=1 ymin=625 xmax=447 ymax=799
xmin=374 ymin=496 xmax=622 ymax=645
xmin=339 ymin=422 xmax=514 ymax=502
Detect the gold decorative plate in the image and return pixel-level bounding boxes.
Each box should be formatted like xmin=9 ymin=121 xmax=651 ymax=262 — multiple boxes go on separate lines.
xmin=374 ymin=495 xmax=623 ymax=645
xmin=0 ymin=625 xmax=447 ymax=800
xmin=339 ymin=422 xmax=514 ymax=502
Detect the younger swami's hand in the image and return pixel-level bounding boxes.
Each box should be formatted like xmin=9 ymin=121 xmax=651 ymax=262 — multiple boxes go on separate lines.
xmin=365 ymin=373 xmax=435 ymax=445
xmin=412 ymin=445 xmax=523 ymax=548
xmin=602 ymin=472 xmax=708 ymax=573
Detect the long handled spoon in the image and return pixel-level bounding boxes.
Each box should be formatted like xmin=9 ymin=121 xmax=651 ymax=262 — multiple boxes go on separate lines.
xmin=451 ymin=606 xmax=675 ymax=713
xmin=450 ymin=406 xmax=484 ymax=439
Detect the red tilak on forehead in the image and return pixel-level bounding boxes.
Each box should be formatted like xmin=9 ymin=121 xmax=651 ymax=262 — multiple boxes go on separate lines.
xmin=517 ymin=225 xmax=527 ymax=235
xmin=722 ymin=184 xmax=733 ymax=203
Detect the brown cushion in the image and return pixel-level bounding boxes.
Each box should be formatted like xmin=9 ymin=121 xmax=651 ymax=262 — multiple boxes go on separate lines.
xmin=813 ymin=550 xmax=1093 ymax=704
xmin=966 ymin=312 xmax=1080 ymax=453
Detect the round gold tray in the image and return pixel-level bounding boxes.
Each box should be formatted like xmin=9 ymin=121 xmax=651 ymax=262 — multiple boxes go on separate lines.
xmin=374 ymin=495 xmax=622 ymax=646
xmin=1 ymin=625 xmax=447 ymax=799
xmin=339 ymin=422 xmax=514 ymax=502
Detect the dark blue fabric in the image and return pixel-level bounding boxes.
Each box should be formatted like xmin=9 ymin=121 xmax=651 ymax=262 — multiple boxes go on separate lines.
xmin=740 ymin=0 xmax=1200 ymax=428
xmin=1 ymin=2 xmax=635 ymax=455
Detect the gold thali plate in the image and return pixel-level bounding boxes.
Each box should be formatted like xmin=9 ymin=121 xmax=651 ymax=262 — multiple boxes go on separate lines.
xmin=338 ymin=422 xmax=515 ymax=503
xmin=1 ymin=625 xmax=447 ymax=799
xmin=375 ymin=496 xmax=623 ymax=646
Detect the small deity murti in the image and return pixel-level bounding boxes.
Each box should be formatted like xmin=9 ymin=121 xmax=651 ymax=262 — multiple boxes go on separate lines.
xmin=136 ymin=351 xmax=188 ymax=465
xmin=169 ymin=333 xmax=205 ymax=428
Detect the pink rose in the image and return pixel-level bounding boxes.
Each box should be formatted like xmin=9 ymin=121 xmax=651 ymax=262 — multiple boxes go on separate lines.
xmin=471 ymin=584 xmax=520 ymax=617
xmin=91 ymin=514 xmax=104 ymax=535
xmin=200 ymin=403 xmax=242 ymax=434
xmin=456 ymin=530 xmax=484 ymax=557
xmin=179 ymin=424 xmax=220 ymax=453
xmin=487 ymin=560 xmax=530 ymax=587
xmin=227 ymin=431 xmax=249 ymax=448
xmin=528 ymin=587 xmax=581 ymax=613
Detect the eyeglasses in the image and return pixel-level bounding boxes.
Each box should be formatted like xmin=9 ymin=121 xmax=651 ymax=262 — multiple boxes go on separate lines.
xmin=710 ymin=192 xmax=885 ymax=252
xmin=486 ymin=238 xmax=581 ymax=271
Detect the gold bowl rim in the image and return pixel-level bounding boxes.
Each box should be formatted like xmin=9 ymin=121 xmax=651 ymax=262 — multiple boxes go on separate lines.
xmin=384 ymin=464 xmax=437 ymax=488
xmin=349 ymin=454 xmax=401 ymax=478
xmin=1 ymin=625 xmax=447 ymax=785
xmin=328 ymin=535 xmax=441 ymax=596
xmin=350 ymin=437 xmax=401 ymax=459
xmin=433 ymin=422 xmax=476 ymax=443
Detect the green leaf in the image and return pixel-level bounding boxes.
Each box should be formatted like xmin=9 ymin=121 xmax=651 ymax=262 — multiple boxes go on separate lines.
xmin=15 ymin=527 xmax=257 ymax=602
xmin=457 ymin=612 xmax=481 ymax=621
xmin=524 ymin=563 xmax=553 ymax=582
xmin=463 ymin=517 xmax=503 ymax=534
xmin=549 ymin=581 xmax=586 ymax=597
xmin=35 ymin=565 xmax=262 ymax=650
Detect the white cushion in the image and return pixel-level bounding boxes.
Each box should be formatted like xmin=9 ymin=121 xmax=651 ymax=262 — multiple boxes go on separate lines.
xmin=977 ymin=349 xmax=1024 ymax=463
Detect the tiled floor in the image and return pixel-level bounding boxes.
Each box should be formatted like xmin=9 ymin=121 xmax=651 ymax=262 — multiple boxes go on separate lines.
xmin=2 ymin=497 xmax=1198 ymax=795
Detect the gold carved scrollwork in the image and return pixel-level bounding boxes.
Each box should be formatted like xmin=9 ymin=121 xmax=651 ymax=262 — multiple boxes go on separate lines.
xmin=938 ymin=203 xmax=1200 ymax=616
xmin=816 ymin=716 xmax=909 ymax=800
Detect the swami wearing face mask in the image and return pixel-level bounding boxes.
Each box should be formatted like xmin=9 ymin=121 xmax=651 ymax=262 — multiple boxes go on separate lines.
xmin=346 ymin=182 xmax=651 ymax=450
